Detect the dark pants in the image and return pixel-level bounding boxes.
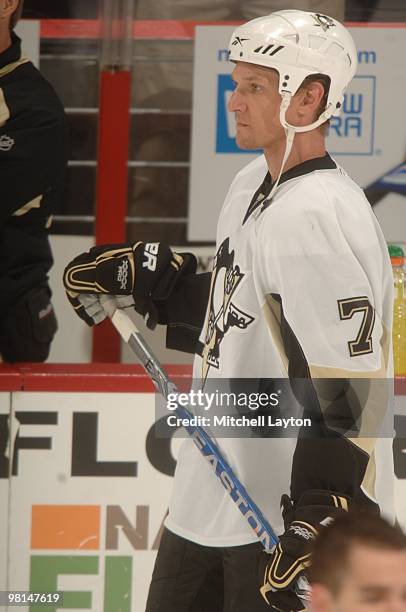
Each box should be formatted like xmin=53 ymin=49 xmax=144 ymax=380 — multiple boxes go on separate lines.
xmin=145 ymin=528 xmax=270 ymax=612
xmin=0 ymin=285 xmax=57 ymax=363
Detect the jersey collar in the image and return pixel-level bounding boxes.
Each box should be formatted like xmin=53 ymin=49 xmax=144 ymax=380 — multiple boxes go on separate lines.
xmin=243 ymin=153 xmax=337 ymax=225
xmin=0 ymin=33 xmax=22 ymax=70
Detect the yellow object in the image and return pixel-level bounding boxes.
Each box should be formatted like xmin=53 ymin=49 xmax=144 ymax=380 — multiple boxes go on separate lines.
xmin=389 ymin=245 xmax=406 ymax=376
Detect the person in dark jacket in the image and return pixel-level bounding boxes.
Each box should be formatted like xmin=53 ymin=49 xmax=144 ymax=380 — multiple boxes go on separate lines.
xmin=0 ymin=0 xmax=68 ymax=362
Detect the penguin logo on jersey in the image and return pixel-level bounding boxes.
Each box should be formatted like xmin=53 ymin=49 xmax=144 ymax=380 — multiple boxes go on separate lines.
xmin=202 ymin=238 xmax=254 ymax=381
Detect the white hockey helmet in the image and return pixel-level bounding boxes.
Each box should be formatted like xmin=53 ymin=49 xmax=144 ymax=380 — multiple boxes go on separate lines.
xmin=228 ymin=10 xmax=357 ymax=132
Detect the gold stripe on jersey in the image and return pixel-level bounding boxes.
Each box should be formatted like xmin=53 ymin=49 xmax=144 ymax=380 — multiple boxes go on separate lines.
xmin=309 ymin=359 xmax=386 ymax=380
xmin=201 ymin=271 xmax=217 ymax=382
xmin=0 ymin=87 xmax=10 ymax=127
xmin=0 ymin=57 xmax=29 ymax=79
xmin=360 ymin=449 xmax=377 ymax=501
xmin=262 ymin=295 xmax=289 ymax=374
xmin=12 ymin=194 xmax=43 ymax=217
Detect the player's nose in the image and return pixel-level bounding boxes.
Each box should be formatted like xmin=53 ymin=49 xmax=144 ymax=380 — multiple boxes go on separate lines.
xmin=228 ymin=90 xmax=247 ymax=113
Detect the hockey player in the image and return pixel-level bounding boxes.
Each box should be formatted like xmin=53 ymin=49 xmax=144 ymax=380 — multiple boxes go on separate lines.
xmin=0 ymin=0 xmax=68 ymax=362
xmin=63 ymin=11 xmax=395 ymax=612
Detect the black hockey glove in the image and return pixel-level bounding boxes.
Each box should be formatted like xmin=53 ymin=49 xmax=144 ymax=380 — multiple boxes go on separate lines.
xmin=63 ymin=241 xmax=197 ymax=329
xmin=258 ymin=490 xmax=350 ymax=611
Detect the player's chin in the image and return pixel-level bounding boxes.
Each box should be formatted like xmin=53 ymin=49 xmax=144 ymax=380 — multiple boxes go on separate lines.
xmin=235 ymin=134 xmax=259 ymax=151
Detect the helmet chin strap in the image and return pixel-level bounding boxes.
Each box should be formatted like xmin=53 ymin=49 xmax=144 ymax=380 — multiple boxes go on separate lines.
xmin=266 ymin=93 xmax=333 ymax=202
xmin=266 ymin=124 xmax=295 ymax=202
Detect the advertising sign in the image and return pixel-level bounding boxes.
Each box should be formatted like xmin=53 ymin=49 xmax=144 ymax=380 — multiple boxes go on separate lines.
xmin=189 ymin=26 xmax=406 ymax=242
xmin=0 ymin=386 xmax=405 ymax=610
xmin=4 ymin=392 xmax=177 ymax=612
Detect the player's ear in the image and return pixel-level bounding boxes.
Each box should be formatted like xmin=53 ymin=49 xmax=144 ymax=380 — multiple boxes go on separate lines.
xmin=0 ymin=0 xmax=18 ymax=17
xmin=298 ymin=80 xmax=325 ymax=120
xmin=1 ymin=0 xmax=18 ymax=19
xmin=309 ymin=583 xmax=335 ymax=612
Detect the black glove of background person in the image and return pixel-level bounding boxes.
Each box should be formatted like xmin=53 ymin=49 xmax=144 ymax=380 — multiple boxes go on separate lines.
xmin=63 ymin=241 xmax=197 ymax=329
xmin=258 ymin=490 xmax=350 ymax=611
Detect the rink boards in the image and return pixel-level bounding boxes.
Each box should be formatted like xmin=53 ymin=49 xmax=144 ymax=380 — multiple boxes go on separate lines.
xmin=0 ymin=366 xmax=405 ymax=612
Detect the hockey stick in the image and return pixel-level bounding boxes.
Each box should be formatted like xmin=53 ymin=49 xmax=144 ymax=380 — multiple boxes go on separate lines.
xmin=101 ymin=298 xmax=277 ymax=551
xmin=364 ymin=157 xmax=406 ymax=207
xmin=104 ymin=301 xmax=310 ymax=604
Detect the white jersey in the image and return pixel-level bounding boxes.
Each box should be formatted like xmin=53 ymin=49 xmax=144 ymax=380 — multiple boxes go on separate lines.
xmin=165 ymin=153 xmax=395 ymax=547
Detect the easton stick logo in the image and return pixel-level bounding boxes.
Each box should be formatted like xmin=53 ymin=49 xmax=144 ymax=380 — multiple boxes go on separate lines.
xmin=192 ymin=431 xmax=271 ymax=550
xmin=202 ymin=238 xmax=254 ymax=381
